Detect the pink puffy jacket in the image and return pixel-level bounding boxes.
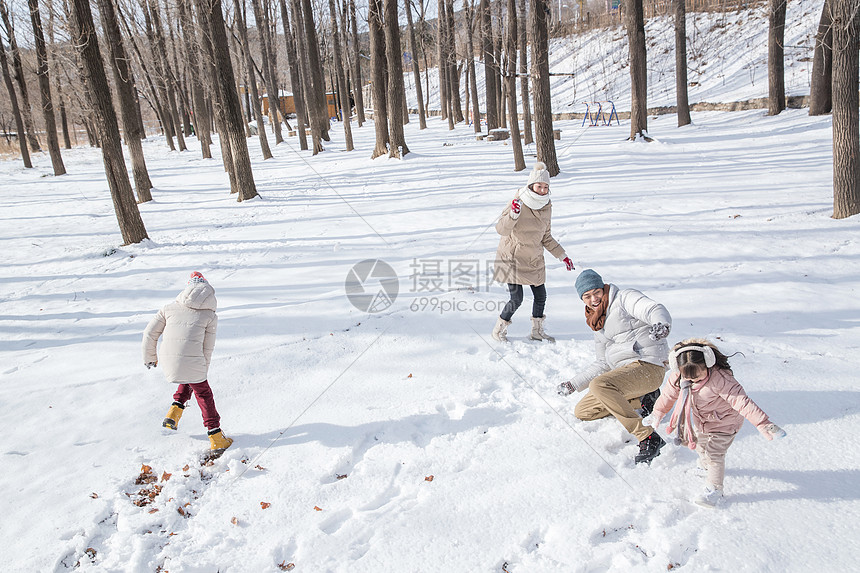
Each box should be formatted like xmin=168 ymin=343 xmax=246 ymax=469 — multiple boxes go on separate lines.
xmin=652 ymin=367 xmax=771 ymax=435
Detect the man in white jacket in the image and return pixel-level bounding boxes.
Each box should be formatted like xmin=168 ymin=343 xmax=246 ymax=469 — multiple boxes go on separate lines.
xmin=559 ymin=269 xmax=671 ymax=464
xmin=143 ymin=272 xmax=232 ymax=451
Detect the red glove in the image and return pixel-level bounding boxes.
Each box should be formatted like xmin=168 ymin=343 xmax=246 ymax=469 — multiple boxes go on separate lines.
xmin=511 ymin=199 xmax=521 ymax=214
xmin=563 ymin=257 xmax=574 ymax=271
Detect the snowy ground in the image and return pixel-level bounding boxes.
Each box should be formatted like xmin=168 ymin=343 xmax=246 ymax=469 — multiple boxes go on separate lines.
xmin=3 ymin=104 xmax=859 ymax=572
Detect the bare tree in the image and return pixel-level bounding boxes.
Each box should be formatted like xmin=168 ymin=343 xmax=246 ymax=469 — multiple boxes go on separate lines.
xmin=810 ymin=0 xmax=833 ymax=115
xmin=46 ymin=0 xmax=72 ymax=149
xmin=299 ymin=0 xmax=330 ymax=141
xmin=148 ymin=0 xmax=187 ymax=150
xmin=505 ymin=0 xmax=524 ymax=170
xmin=69 ymin=0 xmax=149 ymax=243
xmin=28 ymin=0 xmax=66 ymax=174
xmin=437 ymin=0 xmax=449 ymax=123
xmin=832 ymin=0 xmax=860 ymax=218
xmin=98 ymin=0 xmax=154 ymax=200
xmin=195 ymin=0 xmax=259 ymax=200
xmin=767 ymin=0 xmax=787 ymax=115
xmin=518 ymin=0 xmax=532 ymax=144
xmin=480 ymin=0 xmax=498 ymax=131
xmin=383 ymin=0 xmax=408 ymax=156
xmin=529 ymin=0 xmax=558 ymax=174
xmin=348 ymin=0 xmax=366 ymax=125
xmin=251 ymin=0 xmax=284 ymax=143
xmin=445 ymin=0 xmax=462 ymax=123
xmin=290 ymin=0 xmax=323 ymax=152
xmin=328 ymin=0 xmax=353 ymax=149
xmin=278 ymin=0 xmax=309 ymax=148
xmin=464 ymin=0 xmax=480 ymax=132
xmin=0 ymin=0 xmax=40 ymax=152
xmin=236 ymin=0 xmax=273 ymax=158
xmin=625 ymin=0 xmax=648 ymax=140
xmin=405 ymin=0 xmax=426 ymax=129
xmin=0 ymin=31 xmax=30 ymax=167
xmin=368 ymin=0 xmax=388 ymax=158
xmin=674 ymin=0 xmax=691 ymax=126
xmin=177 ymin=0 xmax=212 ymax=157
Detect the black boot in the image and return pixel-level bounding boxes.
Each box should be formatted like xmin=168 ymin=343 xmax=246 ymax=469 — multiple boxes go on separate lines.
xmin=635 ymin=432 xmax=665 ymax=465
xmin=639 ymin=388 xmax=661 ymax=417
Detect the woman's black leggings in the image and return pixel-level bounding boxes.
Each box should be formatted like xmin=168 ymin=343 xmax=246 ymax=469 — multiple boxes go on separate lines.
xmin=500 ymin=283 xmax=547 ymax=321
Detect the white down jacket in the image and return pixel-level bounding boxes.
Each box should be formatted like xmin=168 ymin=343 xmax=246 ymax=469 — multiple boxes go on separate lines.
xmin=570 ymin=284 xmax=671 ymax=391
xmin=142 ymin=281 xmax=218 ymax=384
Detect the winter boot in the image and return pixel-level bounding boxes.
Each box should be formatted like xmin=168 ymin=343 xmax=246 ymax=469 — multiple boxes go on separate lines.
xmin=162 ymin=402 xmax=185 ymax=430
xmin=694 ymin=485 xmax=724 ymax=508
xmin=491 ymin=317 xmax=512 ymax=342
xmin=639 ymin=388 xmax=661 ymax=418
xmin=529 ymin=316 xmax=555 ymax=343
xmin=208 ymin=428 xmax=233 ymax=451
xmin=635 ymin=432 xmax=665 ymax=465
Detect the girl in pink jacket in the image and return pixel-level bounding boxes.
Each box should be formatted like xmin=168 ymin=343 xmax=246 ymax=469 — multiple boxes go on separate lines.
xmin=142 ymin=272 xmax=232 ymax=452
xmin=649 ymin=338 xmax=785 ymax=508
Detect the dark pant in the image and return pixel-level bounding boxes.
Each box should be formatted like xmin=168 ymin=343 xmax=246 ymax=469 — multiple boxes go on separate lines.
xmin=173 ymin=380 xmax=221 ymax=431
xmin=500 ymin=283 xmax=547 ymax=321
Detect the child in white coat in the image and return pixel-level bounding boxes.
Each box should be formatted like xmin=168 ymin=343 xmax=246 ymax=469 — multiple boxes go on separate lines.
xmin=648 ymin=339 xmax=785 ymax=507
xmin=142 ymin=272 xmax=232 ymax=451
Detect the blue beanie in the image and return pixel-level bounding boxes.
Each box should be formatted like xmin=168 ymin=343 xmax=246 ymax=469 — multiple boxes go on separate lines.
xmin=575 ymin=269 xmax=604 ymax=299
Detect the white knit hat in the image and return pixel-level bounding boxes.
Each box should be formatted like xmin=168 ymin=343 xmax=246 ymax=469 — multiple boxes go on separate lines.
xmin=526 ymin=161 xmax=551 ymax=188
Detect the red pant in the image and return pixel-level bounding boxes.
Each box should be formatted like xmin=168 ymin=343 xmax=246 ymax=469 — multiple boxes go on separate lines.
xmin=173 ymin=380 xmax=220 ymax=431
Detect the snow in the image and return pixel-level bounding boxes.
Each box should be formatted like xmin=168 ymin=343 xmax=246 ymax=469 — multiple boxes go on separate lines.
xmin=3 ymin=6 xmax=860 ymax=573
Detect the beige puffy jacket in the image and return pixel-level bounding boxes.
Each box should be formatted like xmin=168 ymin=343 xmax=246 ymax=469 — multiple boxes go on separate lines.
xmin=142 ymin=281 xmax=217 ymax=384
xmin=493 ymin=191 xmax=567 ymax=286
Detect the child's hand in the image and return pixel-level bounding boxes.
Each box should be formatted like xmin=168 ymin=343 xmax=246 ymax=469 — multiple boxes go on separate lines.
xmin=510 ymin=199 xmax=521 ymax=219
xmin=760 ymin=423 xmax=786 ymax=441
xmin=642 ymin=414 xmax=663 ymax=430
xmin=146 ymin=362 xmax=158 ymax=369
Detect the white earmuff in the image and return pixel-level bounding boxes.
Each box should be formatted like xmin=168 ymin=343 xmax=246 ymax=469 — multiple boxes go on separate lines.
xmin=669 ymin=344 xmax=716 ymax=371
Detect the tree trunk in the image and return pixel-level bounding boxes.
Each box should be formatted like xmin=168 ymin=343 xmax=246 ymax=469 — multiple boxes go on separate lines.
xmin=529 ymin=0 xmax=559 ymax=175
xmin=368 ymin=0 xmax=389 ymax=158
xmin=832 ymin=0 xmax=860 ymax=219
xmin=177 ymin=0 xmax=212 ymax=157
xmin=767 ymin=0 xmax=786 ymax=115
xmin=237 ymin=0 xmax=273 ymax=159
xmin=506 ymin=0 xmax=525 ymax=171
xmin=300 ymin=0 xmax=330 ymax=141
xmin=278 ymin=0 xmax=309 ymax=149
xmin=481 ymin=0 xmax=498 ymax=131
xmin=98 ymin=0 xmax=154 ymax=201
xmin=348 ymin=0 xmax=366 ymax=125
xmin=465 ymin=0 xmax=481 ymax=132
xmin=405 ymin=0 xmax=426 ymax=129
xmin=437 ymin=0 xmax=450 ymax=121
xmin=291 ymin=0 xmax=323 ymax=152
xmin=0 ymin=32 xmax=31 ymax=167
xmin=383 ymin=0 xmax=409 ymax=156
xmin=141 ymin=0 xmax=176 ymax=150
xmin=625 ymin=0 xmax=649 ymax=140
xmin=518 ymin=0 xmax=533 ymax=144
xmin=446 ymin=0 xmax=463 ymax=123
xmin=196 ymin=0 xmax=260 ymax=200
xmin=0 ymin=0 xmax=41 ymax=152
xmin=46 ymin=0 xmax=73 ymax=150
xmin=69 ymin=0 xmax=149 ymax=243
xmin=674 ymin=0 xmax=691 ymax=126
xmin=329 ymin=0 xmax=354 ymax=150
xmin=251 ymin=0 xmax=284 ymax=144
xmin=28 ymin=0 xmax=66 ymax=175
xmin=810 ymin=0 xmax=833 ymax=115
xmin=148 ymin=0 xmax=187 ymax=150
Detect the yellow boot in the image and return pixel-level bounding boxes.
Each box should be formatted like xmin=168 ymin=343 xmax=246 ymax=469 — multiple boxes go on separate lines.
xmin=208 ymin=428 xmax=233 ymax=451
xmin=162 ymin=403 xmax=184 ymax=430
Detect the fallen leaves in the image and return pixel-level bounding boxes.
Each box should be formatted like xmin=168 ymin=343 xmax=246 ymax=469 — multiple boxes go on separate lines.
xmin=90 ymin=492 xmax=99 ymax=499
xmin=161 ymin=472 xmax=172 ymax=482
xmin=424 ymin=475 xmax=434 ymax=482
xmin=231 ymin=517 xmax=239 ymax=525
xmin=261 ymin=502 xmax=271 ymax=510
xmin=313 ymin=506 xmax=323 ymax=511
xmin=336 ymin=474 xmax=348 ymax=480
xmin=277 ymin=561 xmax=296 ymax=571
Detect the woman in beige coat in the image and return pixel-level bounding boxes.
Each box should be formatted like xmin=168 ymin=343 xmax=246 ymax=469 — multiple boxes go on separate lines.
xmin=142 ymin=272 xmax=232 ymax=451
xmin=492 ymin=162 xmax=574 ymax=342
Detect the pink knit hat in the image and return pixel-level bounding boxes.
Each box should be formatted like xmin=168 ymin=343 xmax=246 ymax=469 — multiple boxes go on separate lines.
xmin=188 ymin=271 xmax=207 ymax=284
